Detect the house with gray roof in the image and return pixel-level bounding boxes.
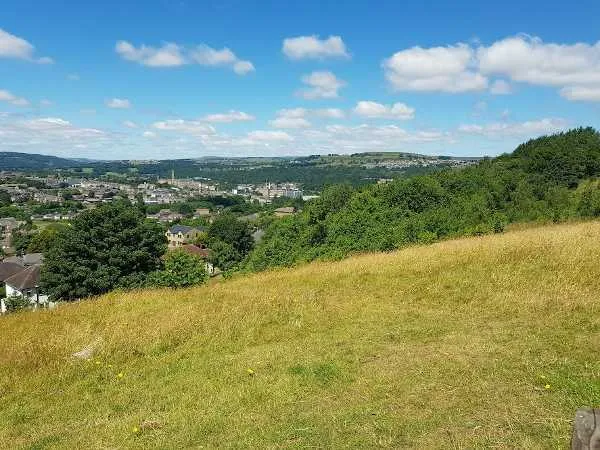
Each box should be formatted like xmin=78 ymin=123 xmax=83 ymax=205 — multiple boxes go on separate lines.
xmin=165 ymin=225 xmax=207 ymax=249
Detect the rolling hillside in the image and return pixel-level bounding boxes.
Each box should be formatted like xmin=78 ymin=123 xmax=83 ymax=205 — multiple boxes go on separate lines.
xmin=2 ymin=221 xmax=600 ymax=448
xmin=0 ymin=152 xmax=85 ymax=170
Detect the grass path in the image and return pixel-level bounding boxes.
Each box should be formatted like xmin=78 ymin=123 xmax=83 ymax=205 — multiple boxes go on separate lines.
xmin=2 ymin=221 xmax=600 ymax=448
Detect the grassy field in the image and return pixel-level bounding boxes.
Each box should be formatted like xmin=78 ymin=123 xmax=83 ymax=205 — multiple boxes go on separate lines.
xmin=2 ymin=221 xmax=600 ymax=448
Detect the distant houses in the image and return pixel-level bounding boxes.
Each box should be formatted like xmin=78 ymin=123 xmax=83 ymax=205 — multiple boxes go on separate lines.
xmin=165 ymin=225 xmax=206 ymax=249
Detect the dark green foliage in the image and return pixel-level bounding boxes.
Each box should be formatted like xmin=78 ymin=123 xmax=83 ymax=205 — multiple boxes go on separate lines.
xmin=208 ymin=240 xmax=241 ymax=272
xmin=148 ymin=250 xmax=208 ymax=288
xmin=11 ymin=229 xmax=32 ymax=253
xmin=41 ymin=201 xmax=166 ymax=300
xmin=0 ymin=190 xmax=11 ymax=207
xmin=27 ymin=223 xmax=69 ymax=253
xmin=246 ymin=128 xmax=600 ymax=271
xmin=207 ymin=214 xmax=254 ymax=257
xmin=4 ymin=294 xmax=30 ymax=313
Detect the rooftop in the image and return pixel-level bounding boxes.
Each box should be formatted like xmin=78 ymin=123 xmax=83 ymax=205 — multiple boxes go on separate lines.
xmin=5 ymin=265 xmax=41 ymax=291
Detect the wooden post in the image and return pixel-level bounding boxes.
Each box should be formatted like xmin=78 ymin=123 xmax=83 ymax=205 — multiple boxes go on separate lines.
xmin=572 ymin=408 xmax=600 ymax=450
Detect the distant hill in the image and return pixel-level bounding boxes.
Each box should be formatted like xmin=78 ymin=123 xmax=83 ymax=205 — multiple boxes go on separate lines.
xmin=1 ymin=220 xmax=598 ymax=447
xmin=0 ymin=152 xmax=85 ymax=170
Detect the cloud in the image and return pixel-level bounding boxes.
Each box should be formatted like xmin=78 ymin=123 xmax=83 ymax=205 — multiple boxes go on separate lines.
xmin=382 ymin=44 xmax=487 ymax=93
xmin=298 ymin=71 xmax=346 ymax=99
xmin=191 ymin=45 xmax=255 ymax=74
xmin=123 ymin=120 xmax=138 ymax=128
xmin=353 ymin=100 xmax=415 ymax=120
xmin=233 ymin=61 xmax=255 ymax=75
xmin=490 ymin=79 xmax=512 ymax=95
xmin=116 ymin=41 xmax=185 ymax=67
xmin=559 ymin=86 xmax=600 ymax=102
xmin=200 ymin=110 xmax=254 ymax=123
xmin=116 ymin=40 xmax=254 ymax=75
xmin=478 ymin=36 xmax=600 ymax=88
xmin=246 ymin=130 xmax=293 ymax=142
xmin=458 ymin=118 xmax=568 ymax=137
xmin=152 ymin=119 xmax=216 ymax=135
xmin=282 ymin=35 xmax=350 ymax=60
xmin=269 ymin=109 xmax=311 ymax=129
xmin=325 ymin=124 xmax=447 ymax=143
xmin=383 ymin=35 xmax=600 ymax=101
xmin=0 ymin=117 xmax=106 ymax=152
xmin=0 ymin=89 xmax=29 ymax=106
xmin=143 ymin=131 xmax=157 ymax=138
xmin=19 ymin=117 xmax=101 ymax=134
xmin=0 ymin=28 xmax=53 ymax=63
xmin=106 ymin=98 xmax=131 ymax=109
xmin=315 ymin=108 xmax=345 ymax=119
xmin=67 ymin=73 xmax=80 ymax=81
xmin=269 ymin=108 xmax=347 ymax=128
xmin=40 ymin=99 xmax=53 ymax=107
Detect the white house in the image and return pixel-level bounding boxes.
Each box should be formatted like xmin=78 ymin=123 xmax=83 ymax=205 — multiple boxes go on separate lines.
xmin=1 ymin=265 xmax=51 ymax=313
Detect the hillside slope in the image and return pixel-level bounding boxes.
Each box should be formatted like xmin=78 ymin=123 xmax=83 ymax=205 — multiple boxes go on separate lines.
xmin=0 ymin=152 xmax=84 ymax=170
xmin=2 ymin=221 xmax=600 ymax=448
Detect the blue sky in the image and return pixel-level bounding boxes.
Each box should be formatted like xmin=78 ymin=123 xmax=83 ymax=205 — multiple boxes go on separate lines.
xmin=1 ymin=0 xmax=600 ymax=159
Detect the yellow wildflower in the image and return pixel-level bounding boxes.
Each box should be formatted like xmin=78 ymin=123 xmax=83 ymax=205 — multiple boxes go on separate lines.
xmin=132 ymin=426 xmax=139 ymax=433
xmin=544 ymin=384 xmax=551 ymax=390
xmin=247 ymin=368 xmax=255 ymax=375
xmin=117 ymin=372 xmax=124 ymax=378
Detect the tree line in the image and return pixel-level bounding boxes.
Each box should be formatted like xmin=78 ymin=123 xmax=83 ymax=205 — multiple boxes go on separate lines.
xmin=244 ymin=127 xmax=600 ymax=271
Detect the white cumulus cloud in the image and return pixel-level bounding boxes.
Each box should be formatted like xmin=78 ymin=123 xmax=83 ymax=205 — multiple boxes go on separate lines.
xmin=116 ymin=40 xmax=254 ymax=75
xmin=383 ymin=35 xmax=600 ymax=101
xmin=353 ymin=101 xmax=415 ymax=120
xmin=246 ymin=130 xmax=293 ymax=142
xmin=382 ymin=44 xmax=487 ymax=93
xmin=490 ymin=79 xmax=512 ymax=95
xmin=560 ymin=86 xmax=600 ymax=102
xmin=152 ymin=119 xmax=216 ymax=136
xmin=298 ymin=71 xmax=346 ymax=99
xmin=106 ymin=98 xmax=131 ymax=109
xmin=282 ymin=35 xmax=349 ymax=60
xmin=0 ymin=28 xmax=53 ymax=63
xmin=200 ymin=110 xmax=255 ymax=123
xmin=0 ymin=89 xmax=29 ymax=107
xmin=458 ymin=118 xmax=568 ymax=137
xmin=315 ymin=108 xmax=345 ymax=119
xmin=269 ymin=109 xmax=311 ymax=129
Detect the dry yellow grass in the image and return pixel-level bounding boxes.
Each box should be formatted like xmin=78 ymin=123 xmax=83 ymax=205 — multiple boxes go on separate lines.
xmin=2 ymin=221 xmax=600 ymax=448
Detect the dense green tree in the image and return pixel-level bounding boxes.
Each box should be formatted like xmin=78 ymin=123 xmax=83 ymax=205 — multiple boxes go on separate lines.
xmin=11 ymin=229 xmax=32 ymax=253
xmin=41 ymin=201 xmax=166 ymax=300
xmin=148 ymin=250 xmax=207 ymax=288
xmin=208 ymin=240 xmax=241 ymax=271
xmin=207 ymin=214 xmax=254 ymax=257
xmin=27 ymin=223 xmax=70 ymax=253
xmin=0 ymin=190 xmax=11 ymax=207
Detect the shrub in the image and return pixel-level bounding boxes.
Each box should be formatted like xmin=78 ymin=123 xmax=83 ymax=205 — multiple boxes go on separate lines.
xmin=149 ymin=250 xmax=208 ymax=288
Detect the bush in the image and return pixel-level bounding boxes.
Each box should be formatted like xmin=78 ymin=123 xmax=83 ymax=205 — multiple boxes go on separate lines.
xmin=149 ymin=250 xmax=208 ymax=288
xmin=4 ymin=294 xmax=30 ymax=313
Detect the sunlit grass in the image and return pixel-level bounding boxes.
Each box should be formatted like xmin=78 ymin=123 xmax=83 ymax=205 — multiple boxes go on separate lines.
xmin=1 ymin=221 xmax=600 ymax=448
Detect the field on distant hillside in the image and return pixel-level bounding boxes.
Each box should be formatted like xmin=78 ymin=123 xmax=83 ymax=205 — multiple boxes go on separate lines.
xmin=2 ymin=221 xmax=600 ymax=448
